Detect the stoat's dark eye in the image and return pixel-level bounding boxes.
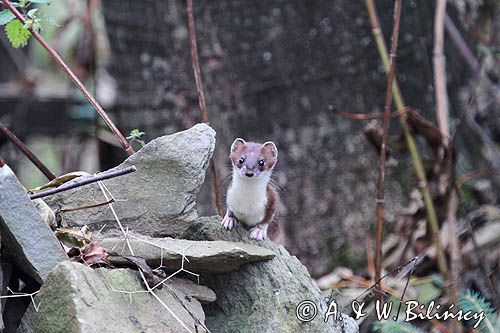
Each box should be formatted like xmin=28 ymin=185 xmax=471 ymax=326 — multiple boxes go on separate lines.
xmin=239 ymin=157 xmax=245 ymax=164
xmin=258 ymin=160 xmax=265 ymax=167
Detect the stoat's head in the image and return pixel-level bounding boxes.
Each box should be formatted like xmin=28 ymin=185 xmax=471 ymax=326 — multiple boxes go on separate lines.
xmin=230 ymin=138 xmax=278 ymax=180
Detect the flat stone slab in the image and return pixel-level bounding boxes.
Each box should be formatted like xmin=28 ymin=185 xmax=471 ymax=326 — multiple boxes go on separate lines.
xmin=100 ymin=236 xmax=275 ymax=273
xmin=44 ymin=123 xmax=216 ymax=237
xmin=179 ymin=216 xmax=359 ymax=333
xmin=0 ymin=165 xmax=67 ymax=283
xmin=19 ymin=261 xmax=213 ymax=332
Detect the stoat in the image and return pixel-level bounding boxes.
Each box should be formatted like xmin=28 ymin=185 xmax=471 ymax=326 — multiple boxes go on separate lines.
xmin=221 ymin=138 xmax=280 ymax=240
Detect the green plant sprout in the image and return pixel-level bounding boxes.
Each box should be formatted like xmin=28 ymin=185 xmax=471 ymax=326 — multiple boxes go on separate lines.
xmin=127 ymin=129 xmax=146 ymax=148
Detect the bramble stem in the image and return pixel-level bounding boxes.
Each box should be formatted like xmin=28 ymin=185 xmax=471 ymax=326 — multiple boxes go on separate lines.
xmin=0 ymin=122 xmax=56 ymax=180
xmin=365 ymin=0 xmax=448 ymax=279
xmin=374 ymin=0 xmax=402 ymax=301
xmin=1 ymin=0 xmax=134 ymax=156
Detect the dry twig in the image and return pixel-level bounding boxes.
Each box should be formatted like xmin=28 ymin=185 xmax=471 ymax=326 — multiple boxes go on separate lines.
xmin=365 ymin=0 xmax=448 ymax=279
xmin=0 ymin=122 xmax=56 ymax=180
xmin=185 ymin=0 xmax=224 ymax=217
xmin=1 ymin=0 xmax=134 ymax=156
xmin=374 ymin=0 xmax=402 ymax=301
xmin=433 ymin=3 xmax=461 ymax=328
xmin=444 ymin=14 xmax=500 ymax=106
xmin=29 ymin=166 xmax=136 ymax=200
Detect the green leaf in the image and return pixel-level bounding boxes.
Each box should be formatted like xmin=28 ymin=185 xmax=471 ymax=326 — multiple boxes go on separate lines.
xmin=27 ymin=8 xmax=38 ymax=18
xmin=127 ymin=129 xmax=146 ymax=140
xmin=23 ymin=19 xmax=32 ymax=29
xmin=0 ymin=9 xmax=15 ymax=26
xmin=5 ymin=19 xmax=31 ymax=48
xmin=373 ymin=320 xmax=425 ymax=333
xmin=458 ymin=290 xmax=497 ymax=333
xmin=29 ymin=0 xmax=50 ymax=3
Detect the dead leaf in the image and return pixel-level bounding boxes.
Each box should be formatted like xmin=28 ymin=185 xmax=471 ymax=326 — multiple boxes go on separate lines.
xmin=105 ymin=250 xmax=165 ymax=289
xmin=28 ymin=171 xmax=91 ymax=193
xmin=69 ymin=242 xmax=113 ymax=268
xmin=56 ymin=226 xmax=92 ymax=248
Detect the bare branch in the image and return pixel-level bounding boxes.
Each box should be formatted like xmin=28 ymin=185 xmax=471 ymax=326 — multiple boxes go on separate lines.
xmin=374 ymin=0 xmax=402 ymax=301
xmin=185 ymin=0 xmax=224 ymax=217
xmin=1 ymin=0 xmax=134 ymax=156
xmin=29 ymin=166 xmax=136 ymax=200
xmin=0 ymin=122 xmax=56 ymax=180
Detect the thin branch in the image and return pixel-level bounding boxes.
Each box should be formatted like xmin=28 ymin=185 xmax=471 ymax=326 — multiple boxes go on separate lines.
xmin=57 ymin=199 xmax=115 ymax=214
xmin=365 ymin=0 xmax=448 ymax=280
xmin=1 ymin=0 xmax=134 ymax=156
xmin=329 ymin=105 xmax=408 ymax=120
xmin=463 ymin=98 xmax=500 ymax=169
xmin=352 ymin=256 xmax=420 ymax=302
xmin=374 ymin=0 xmax=402 ymax=301
xmin=434 ymin=0 xmax=449 ymax=137
xmin=434 ymin=4 xmax=461 ymax=326
xmin=210 ymin=163 xmax=224 ymax=217
xmin=456 ymin=167 xmax=498 ymax=189
xmin=444 ymin=14 xmax=500 ymax=106
xmin=0 ymin=122 xmax=56 ymax=180
xmin=185 ymin=0 xmax=224 ymax=217
xmin=29 ymin=165 xmax=136 ymax=200
xmin=186 ymin=0 xmax=207 ymax=124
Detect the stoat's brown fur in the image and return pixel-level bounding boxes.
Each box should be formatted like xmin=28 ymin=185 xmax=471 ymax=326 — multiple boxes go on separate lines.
xmin=221 ymin=138 xmax=280 ymax=240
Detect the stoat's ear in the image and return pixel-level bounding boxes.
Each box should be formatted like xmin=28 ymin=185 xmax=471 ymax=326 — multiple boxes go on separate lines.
xmin=231 ymin=138 xmax=246 ymax=153
xmin=262 ymin=141 xmax=278 ymax=159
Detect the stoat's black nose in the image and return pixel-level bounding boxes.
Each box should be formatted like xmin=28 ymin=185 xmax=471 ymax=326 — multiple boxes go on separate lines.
xmin=245 ymin=172 xmax=254 ymax=177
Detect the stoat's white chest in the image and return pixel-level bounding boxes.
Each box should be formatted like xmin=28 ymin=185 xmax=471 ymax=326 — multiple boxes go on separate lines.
xmin=227 ymin=171 xmax=270 ymax=227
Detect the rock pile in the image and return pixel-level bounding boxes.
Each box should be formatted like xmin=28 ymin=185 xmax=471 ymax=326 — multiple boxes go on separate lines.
xmin=0 ymin=124 xmax=357 ymax=332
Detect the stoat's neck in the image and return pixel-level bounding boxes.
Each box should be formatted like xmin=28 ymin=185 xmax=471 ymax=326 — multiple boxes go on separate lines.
xmin=231 ymin=168 xmax=271 ymax=195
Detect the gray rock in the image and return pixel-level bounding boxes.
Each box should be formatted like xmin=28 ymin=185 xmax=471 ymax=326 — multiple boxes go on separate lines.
xmin=44 ymin=123 xmax=215 ymax=237
xmin=0 ymin=165 xmax=67 ymax=284
xmin=179 ymin=216 xmax=359 ymax=333
xmin=166 ymin=277 xmax=216 ymax=303
xmin=101 ymin=236 xmax=275 ymax=273
xmin=19 ymin=261 xmax=213 ymax=333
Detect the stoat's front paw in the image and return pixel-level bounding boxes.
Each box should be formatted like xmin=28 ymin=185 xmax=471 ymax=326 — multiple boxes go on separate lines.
xmin=250 ymin=226 xmax=267 ymax=240
xmin=221 ymin=211 xmax=237 ymax=230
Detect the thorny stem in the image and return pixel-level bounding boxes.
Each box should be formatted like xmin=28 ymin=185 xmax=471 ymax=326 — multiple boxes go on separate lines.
xmin=0 ymin=122 xmax=56 ymax=180
xmin=29 ymin=165 xmax=136 ymax=200
xmin=374 ymin=0 xmax=402 ymax=301
xmin=1 ymin=0 xmax=134 ymax=156
xmin=185 ymin=0 xmax=224 ymax=217
xmin=365 ymin=0 xmax=448 ymax=279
